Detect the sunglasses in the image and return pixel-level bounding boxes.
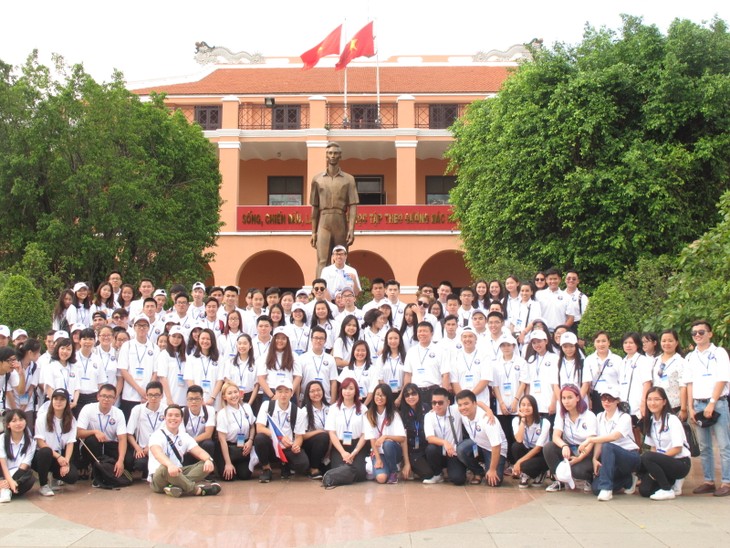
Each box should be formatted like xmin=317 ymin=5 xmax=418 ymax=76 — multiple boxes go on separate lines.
xmin=691 ymin=330 xmax=707 ymax=337
xmin=418 ymin=302 xmax=429 ymax=307
xmin=313 ymin=287 xmax=326 ymax=291
xmin=535 ymin=277 xmax=545 ymax=282
xmin=431 ymin=400 xmax=446 ymax=406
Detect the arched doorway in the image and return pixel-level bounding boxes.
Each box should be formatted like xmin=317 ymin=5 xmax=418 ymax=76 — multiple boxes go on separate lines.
xmin=348 ymin=250 xmax=394 ymax=285
xmin=237 ymin=251 xmax=306 ymax=298
xmin=418 ymin=250 xmax=471 ymax=289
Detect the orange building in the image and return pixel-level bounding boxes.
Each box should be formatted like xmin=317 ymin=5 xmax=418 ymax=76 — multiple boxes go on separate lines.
xmin=132 ymin=48 xmax=527 ymax=296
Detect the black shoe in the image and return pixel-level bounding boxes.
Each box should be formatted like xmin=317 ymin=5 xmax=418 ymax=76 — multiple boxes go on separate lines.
xmin=281 ymin=464 xmax=291 ymax=479
xmin=308 ymin=470 xmax=323 ymax=480
xmin=260 ymin=469 xmax=273 ymax=483
xmin=198 ymin=482 xmax=221 ymax=496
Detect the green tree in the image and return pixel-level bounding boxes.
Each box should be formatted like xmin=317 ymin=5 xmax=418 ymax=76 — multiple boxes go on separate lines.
xmin=0 ymin=53 xmax=222 ymax=289
xmin=657 ymin=190 xmax=730 ymax=348
xmin=447 ymin=16 xmax=730 ymax=286
xmin=578 ymin=280 xmax=636 ymax=348
xmin=0 ymin=274 xmax=50 ymax=338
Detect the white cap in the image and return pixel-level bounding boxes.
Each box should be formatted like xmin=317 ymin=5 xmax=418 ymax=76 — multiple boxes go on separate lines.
xmin=275 ymin=379 xmax=293 ymax=390
xmin=498 ymin=334 xmax=518 ymax=346
xmin=168 ymin=325 xmax=185 ymax=338
xmin=53 ymin=330 xmax=70 ymax=341
xmin=132 ymin=314 xmax=151 ymax=326
xmin=530 ymin=330 xmax=548 ymax=341
xmin=69 ymin=323 xmax=83 ymax=333
xmin=0 ymin=325 xmax=11 ymax=337
xmin=273 ymin=326 xmax=288 ymax=337
xmin=153 ymin=289 xmax=167 ymax=298
xmin=560 ymin=332 xmax=578 ymax=346
xmin=12 ymin=329 xmax=28 ymax=340
xmin=192 ymin=282 xmax=206 ymax=291
xmin=73 ymin=282 xmax=89 ymax=293
xmin=296 ymin=288 xmax=309 ymax=297
xmin=555 ymin=458 xmax=575 ymax=489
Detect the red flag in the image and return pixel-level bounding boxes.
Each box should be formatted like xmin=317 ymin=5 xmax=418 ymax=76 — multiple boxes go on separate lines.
xmin=336 ymin=22 xmax=375 ymax=70
xmin=300 ymin=25 xmax=342 ymax=70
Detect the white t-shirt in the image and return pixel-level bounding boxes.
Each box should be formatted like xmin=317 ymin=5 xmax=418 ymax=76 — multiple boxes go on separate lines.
xmin=618 ymin=354 xmax=652 ymax=415
xmin=363 ymin=411 xmax=406 ymax=454
xmin=117 ymin=339 xmax=159 ymax=402
xmin=337 ymin=364 xmax=377 ymax=400
xmin=75 ymin=351 xmax=107 ymax=394
xmin=182 ymin=405 xmax=215 ymax=439
xmin=404 ymin=344 xmax=449 ymax=388
xmin=585 ymin=352 xmax=622 ymax=395
xmin=0 ymin=433 xmax=36 ymax=476
xmin=216 ymin=403 xmax=256 ymax=443
xmin=462 ymin=408 xmax=508 ymax=456
xmin=184 ymin=354 xmax=224 ymax=403
xmin=127 ymin=403 xmax=166 ymax=448
xmin=645 ymin=414 xmax=691 ymax=458
xmin=596 ymin=411 xmax=638 ymax=451
xmin=297 ymin=351 xmax=338 ymax=401
xmin=77 ymin=403 xmax=128 ymax=442
xmin=378 ymin=354 xmax=406 ymax=394
xmin=34 ymin=412 xmax=77 ymax=453
xmin=523 ymin=351 xmax=559 ymax=413
xmin=325 ymin=402 xmax=366 ymax=441
xmin=223 ymin=357 xmax=258 ymax=394
xmin=512 ymin=416 xmax=551 ymax=449
xmin=554 ymin=410 xmax=597 ymax=445
xmin=424 ymin=404 xmax=463 ymax=445
xmin=450 ymin=347 xmax=493 ymax=405
xmin=255 ymin=401 xmax=307 ymax=440
xmin=255 ymin=352 xmax=301 ymax=393
xmin=683 ymin=344 xmax=730 ymax=399
xmin=156 ymin=352 xmax=188 ymax=406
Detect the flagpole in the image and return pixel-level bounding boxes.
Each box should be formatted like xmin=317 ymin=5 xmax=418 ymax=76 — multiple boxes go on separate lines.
xmin=376 ymin=41 xmax=381 ymax=128
xmin=343 ymin=67 xmax=349 ymax=128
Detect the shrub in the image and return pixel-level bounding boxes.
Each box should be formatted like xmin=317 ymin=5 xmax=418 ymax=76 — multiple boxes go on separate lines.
xmin=0 ymin=274 xmax=51 ymax=338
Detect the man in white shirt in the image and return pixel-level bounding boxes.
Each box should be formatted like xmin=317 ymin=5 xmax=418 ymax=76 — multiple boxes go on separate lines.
xmin=148 ymin=404 xmax=220 ymax=497
xmin=188 ymin=282 xmax=207 ymax=321
xmin=253 ymin=381 xmax=309 ymax=482
xmin=117 ymin=315 xmax=159 ymax=420
xmin=181 ymin=385 xmax=216 ymax=464
xmin=403 ymin=322 xmax=451 ymax=407
xmin=297 ymin=327 xmax=338 ymax=402
xmin=535 ymin=268 xmax=574 ymax=332
xmin=385 ymin=279 xmax=407 ymax=328
xmin=76 ymin=384 xmax=128 ymax=481
xmin=423 ymin=387 xmax=467 ymax=485
xmin=456 ymin=389 xmax=508 ymax=486
xmin=334 ymin=287 xmax=364 ymax=328
xmin=564 ymin=270 xmax=589 ymax=333
xmin=321 ymin=245 xmax=362 ymax=298
xmin=129 ymin=279 xmax=156 ymax=318
xmin=684 ymin=320 xmax=730 ymax=496
xmin=450 ymin=327 xmax=492 ymax=407
xmin=362 ymin=278 xmax=388 ymax=313
xmin=457 ymin=287 xmax=476 ymax=327
xmin=125 ymin=381 xmax=166 ymax=477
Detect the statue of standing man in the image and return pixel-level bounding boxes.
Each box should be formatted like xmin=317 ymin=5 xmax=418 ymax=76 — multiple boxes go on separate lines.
xmin=310 ymin=142 xmax=359 ymax=277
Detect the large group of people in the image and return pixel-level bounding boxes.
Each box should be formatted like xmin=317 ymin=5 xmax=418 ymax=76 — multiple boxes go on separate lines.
xmin=1 ymin=250 xmax=729 ymax=505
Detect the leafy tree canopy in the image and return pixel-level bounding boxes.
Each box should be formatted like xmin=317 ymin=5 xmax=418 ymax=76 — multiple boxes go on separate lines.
xmin=447 ymin=15 xmax=730 ymax=287
xmin=0 ymin=52 xmax=222 ymax=289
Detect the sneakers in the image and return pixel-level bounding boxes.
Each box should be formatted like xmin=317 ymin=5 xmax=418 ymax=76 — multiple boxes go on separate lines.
xmin=625 ymin=473 xmax=638 ymax=495
xmin=672 ymin=478 xmax=684 ymax=496
xmin=259 ymin=469 xmax=273 ymax=483
xmin=546 ymin=481 xmax=564 ymax=492
xmin=597 ymin=489 xmax=613 ymax=501
xmin=581 ymin=480 xmax=593 ymax=493
xmin=519 ymin=473 xmax=532 ymax=489
xmin=504 ymin=465 xmax=514 ymax=477
xmin=423 ymin=474 xmax=444 ymax=485
xmin=0 ymin=488 xmax=11 ymax=503
xmin=307 ymin=471 xmax=323 ymax=480
xmin=51 ymin=479 xmax=64 ymax=489
xmin=650 ymin=489 xmax=675 ymax=501
xmin=386 ymin=472 xmax=399 ymax=484
xmin=39 ymin=484 xmax=55 ymax=497
xmin=164 ymin=486 xmax=183 ymax=498
xmin=198 ymin=482 xmax=221 ymax=496
xmin=281 ymin=464 xmax=291 ymax=480
xmin=533 ymin=471 xmax=546 ymax=485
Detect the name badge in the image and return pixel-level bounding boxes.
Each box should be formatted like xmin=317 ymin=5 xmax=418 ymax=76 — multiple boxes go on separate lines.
xmin=359 ymin=386 xmax=366 ymax=398
xmin=81 ymin=376 xmax=90 ymax=382
xmin=533 ymin=379 xmax=541 ymax=394
xmin=202 ymin=379 xmax=212 ymax=391
xmin=343 ymin=431 xmax=353 ymax=444
xmin=295 ymin=350 xmax=304 ymax=356
xmin=177 ymin=374 xmax=185 ymax=386
xmin=472 ymin=443 xmax=479 ymax=458
xmin=388 ymin=379 xmax=398 ymax=390
xmin=414 ymin=437 xmax=420 ymax=450
xmin=135 ymin=367 xmax=144 ymax=379
xmin=465 ymin=374 xmax=474 ymax=385
xmin=236 ymin=433 xmax=246 ymax=447
xmin=503 ymin=382 xmax=512 ymax=397
xmin=417 ymin=368 xmax=425 ymax=375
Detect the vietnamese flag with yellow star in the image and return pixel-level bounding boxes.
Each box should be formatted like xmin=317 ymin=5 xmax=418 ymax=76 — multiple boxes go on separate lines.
xmin=336 ymin=21 xmax=375 ymax=70
xmin=300 ymin=25 xmax=342 ymax=70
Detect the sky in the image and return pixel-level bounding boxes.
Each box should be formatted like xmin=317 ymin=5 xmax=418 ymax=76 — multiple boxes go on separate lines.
xmin=1 ymin=0 xmax=724 ymax=85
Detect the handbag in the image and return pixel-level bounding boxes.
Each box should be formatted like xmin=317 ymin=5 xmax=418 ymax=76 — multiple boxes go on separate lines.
xmin=80 ymin=440 xmax=133 ymax=489
xmin=322 ymin=464 xmax=357 ymax=488
xmin=682 ymin=421 xmax=700 ymax=457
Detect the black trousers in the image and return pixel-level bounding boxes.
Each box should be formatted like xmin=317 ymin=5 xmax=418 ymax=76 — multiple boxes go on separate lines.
xmin=215 ymin=441 xmax=253 ymax=481
xmin=0 ymin=468 xmax=35 ymax=496
xmin=424 ymin=443 xmax=467 ymax=485
xmin=639 ymin=453 xmax=691 ymax=495
xmin=511 ymin=442 xmax=548 ymax=478
xmin=32 ymin=446 xmax=79 ymax=486
xmin=302 ymin=432 xmax=330 ymax=472
xmin=253 ymin=433 xmax=309 ymax=474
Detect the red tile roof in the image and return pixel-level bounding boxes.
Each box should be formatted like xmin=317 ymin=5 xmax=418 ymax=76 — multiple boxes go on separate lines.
xmin=131 ymin=65 xmax=513 ymax=96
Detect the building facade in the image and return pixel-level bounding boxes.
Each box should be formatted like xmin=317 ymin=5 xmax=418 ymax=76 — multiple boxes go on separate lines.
xmin=132 ymin=50 xmax=525 ymax=295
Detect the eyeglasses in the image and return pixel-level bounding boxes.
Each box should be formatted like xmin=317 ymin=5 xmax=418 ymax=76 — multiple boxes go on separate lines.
xmin=404 ymin=392 xmax=418 ymax=398
xmin=600 ymin=395 xmax=617 ymax=402
xmin=147 ymin=393 xmax=162 ymax=398
xmin=313 ymin=286 xmax=326 ymax=292
xmin=534 ymin=277 xmax=545 ymax=282
xmin=431 ymin=400 xmax=446 ymax=406
xmin=98 ymin=394 xmax=115 ymax=400
xmin=418 ymin=302 xmax=429 ymax=307
xmin=691 ymin=330 xmax=707 ymax=337
xmin=186 ymin=397 xmax=203 ymax=402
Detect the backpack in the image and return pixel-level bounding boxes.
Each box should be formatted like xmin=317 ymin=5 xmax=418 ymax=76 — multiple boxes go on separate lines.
xmin=322 ymin=464 xmax=358 ymax=488
xmin=91 ymin=454 xmax=133 ymax=489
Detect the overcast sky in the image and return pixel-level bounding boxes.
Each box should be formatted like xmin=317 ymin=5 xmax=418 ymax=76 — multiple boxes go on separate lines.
xmin=2 ymin=0 xmax=724 ymax=85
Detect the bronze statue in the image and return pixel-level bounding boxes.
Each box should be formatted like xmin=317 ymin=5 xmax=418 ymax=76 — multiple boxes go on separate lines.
xmin=310 ymin=142 xmax=359 ymax=277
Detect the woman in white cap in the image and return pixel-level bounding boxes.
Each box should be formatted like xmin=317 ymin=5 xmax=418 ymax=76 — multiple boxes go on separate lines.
xmin=65 ymin=282 xmax=92 ymax=328
xmin=585 ymin=331 xmax=622 ymax=413
xmin=157 ymin=326 xmax=188 ymax=406
xmin=557 ymin=331 xmax=590 ymax=400
xmin=639 ymin=386 xmax=691 ymax=500
xmin=579 ymin=386 xmax=640 ymax=501
xmin=256 ymin=328 xmax=301 ymax=402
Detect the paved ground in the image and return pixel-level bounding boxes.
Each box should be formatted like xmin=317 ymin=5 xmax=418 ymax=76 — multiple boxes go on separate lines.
xmin=0 ymin=459 xmax=727 ymax=547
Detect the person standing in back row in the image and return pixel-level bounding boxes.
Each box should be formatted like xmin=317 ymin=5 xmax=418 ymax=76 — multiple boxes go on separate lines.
xmin=310 ymin=142 xmax=359 ymax=278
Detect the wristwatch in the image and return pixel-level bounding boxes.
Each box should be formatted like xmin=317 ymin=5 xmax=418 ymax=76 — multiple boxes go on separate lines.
xmin=710 ymin=398 xmax=716 ymax=404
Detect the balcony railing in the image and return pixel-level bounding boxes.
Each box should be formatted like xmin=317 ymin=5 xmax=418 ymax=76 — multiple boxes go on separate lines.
xmin=415 ymin=104 xmax=468 ymax=129
xmin=326 ymin=104 xmax=398 ymax=129
xmin=238 ymin=104 xmax=310 ymax=130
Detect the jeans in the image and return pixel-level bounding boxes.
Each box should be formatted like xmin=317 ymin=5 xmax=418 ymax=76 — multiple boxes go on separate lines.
xmin=592 ymin=443 xmax=640 ymax=493
xmin=456 ymin=439 xmax=506 ymax=484
xmin=372 ymin=440 xmax=402 ymax=480
xmin=695 ymin=398 xmax=730 ymax=483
